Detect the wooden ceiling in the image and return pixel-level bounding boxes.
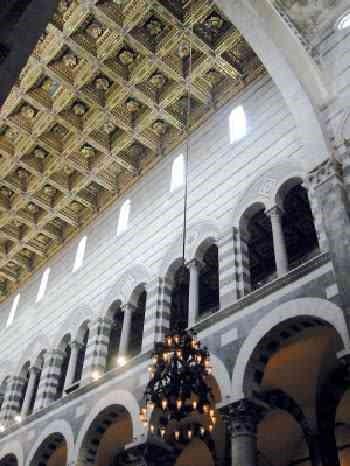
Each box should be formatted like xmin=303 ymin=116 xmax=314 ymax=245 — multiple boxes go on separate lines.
xmin=0 ymin=0 xmax=264 ymax=302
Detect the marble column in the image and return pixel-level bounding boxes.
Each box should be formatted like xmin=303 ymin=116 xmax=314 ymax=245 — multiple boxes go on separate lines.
xmin=64 ymin=341 xmax=81 ymax=391
xmin=225 ymin=399 xmax=263 ymax=466
xmin=267 ymin=206 xmax=288 ymax=276
xmin=118 ymin=304 xmax=133 ymax=360
xmin=21 ymin=367 xmax=40 ymax=417
xmin=187 ymin=259 xmax=200 ymax=327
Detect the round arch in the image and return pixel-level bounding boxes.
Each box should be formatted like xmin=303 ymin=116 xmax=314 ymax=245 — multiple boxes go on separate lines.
xmin=216 ymin=0 xmax=331 ymax=169
xmin=100 ymin=264 xmax=151 ymax=317
xmin=75 ymin=389 xmax=144 ymax=458
xmin=53 ymin=306 xmax=93 ymax=348
xmin=207 ymin=353 xmax=231 ymax=404
xmin=25 ymin=419 xmax=75 ymax=466
xmin=231 ymin=298 xmax=350 ymax=402
xmin=15 ymin=334 xmax=50 ymax=374
xmin=0 ymin=442 xmax=23 ymax=466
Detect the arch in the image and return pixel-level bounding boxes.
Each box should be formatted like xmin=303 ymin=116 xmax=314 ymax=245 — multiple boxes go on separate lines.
xmin=233 ymin=161 xmax=304 ymax=227
xmin=25 ymin=419 xmax=74 ymax=466
xmin=53 ymin=306 xmax=93 ymax=348
xmin=0 ymin=442 xmax=23 ymax=466
xmin=15 ymin=334 xmax=50 ymax=374
xmin=159 ymin=220 xmax=220 ymax=278
xmin=207 ymin=353 xmax=231 ymax=404
xmin=100 ymin=264 xmax=151 ymax=317
xmin=231 ymin=298 xmax=350 ymax=402
xmin=75 ymin=389 xmax=144 ymax=457
xmin=216 ymin=0 xmax=331 ymax=170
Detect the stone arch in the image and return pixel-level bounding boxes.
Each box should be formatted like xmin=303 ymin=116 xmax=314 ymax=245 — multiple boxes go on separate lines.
xmin=216 ymin=0 xmax=331 ymax=169
xmin=100 ymin=264 xmax=151 ymax=316
xmin=15 ymin=334 xmax=50 ymax=374
xmin=231 ymin=298 xmax=350 ymax=402
xmin=25 ymin=419 xmax=75 ymax=466
xmin=159 ymin=221 xmax=220 ymax=279
xmin=75 ymin=389 xmax=144 ymax=460
xmin=53 ymin=306 xmax=93 ymax=347
xmin=0 ymin=442 xmax=23 ymax=466
xmin=186 ymin=220 xmax=220 ymax=262
xmin=233 ymin=161 xmax=304 ymax=227
xmin=206 ymin=353 xmax=231 ymax=405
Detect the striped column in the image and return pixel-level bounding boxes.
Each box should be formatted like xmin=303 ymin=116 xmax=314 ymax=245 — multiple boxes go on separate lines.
xmin=218 ymin=227 xmax=240 ymax=308
xmin=82 ymin=317 xmax=112 ymax=382
xmin=33 ymin=349 xmax=65 ymax=412
xmin=304 ymin=181 xmax=329 ymax=252
xmin=0 ymin=375 xmax=26 ymax=425
xmin=236 ymin=227 xmax=252 ymax=298
xmin=142 ymin=277 xmax=169 ymax=353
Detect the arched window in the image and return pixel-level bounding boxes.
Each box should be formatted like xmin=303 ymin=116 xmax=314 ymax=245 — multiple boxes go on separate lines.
xmin=106 ymin=302 xmax=124 ymax=371
xmin=280 ymin=181 xmax=319 ymax=269
xmin=229 ymin=105 xmax=247 ymax=144
xmin=169 ymin=264 xmax=190 ymax=330
xmin=198 ymin=244 xmax=219 ymax=317
xmin=36 ymin=268 xmax=50 ymax=303
xmin=170 ymin=154 xmax=185 ymax=192
xmin=18 ymin=362 xmax=30 ymax=413
xmin=74 ymin=327 xmax=89 ymax=384
xmin=128 ymin=289 xmax=147 ymax=357
xmin=6 ymin=293 xmax=20 ymax=327
xmin=117 ymin=199 xmax=131 ymax=236
xmin=56 ymin=337 xmax=71 ymax=399
xmin=241 ymin=204 xmax=276 ymax=292
xmin=73 ymin=236 xmax=87 ymax=272
xmin=338 ymin=11 xmax=350 ymax=30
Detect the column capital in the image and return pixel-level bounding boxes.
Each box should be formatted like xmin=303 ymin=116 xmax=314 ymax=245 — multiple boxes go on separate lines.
xmin=266 ymin=205 xmax=284 ymax=218
xmin=186 ymin=257 xmax=203 ymax=270
xmin=70 ymin=340 xmax=82 ymax=351
xmin=221 ymin=399 xmax=265 ymax=436
xmin=306 ymin=158 xmax=342 ymax=189
xmin=30 ymin=366 xmax=41 ymax=376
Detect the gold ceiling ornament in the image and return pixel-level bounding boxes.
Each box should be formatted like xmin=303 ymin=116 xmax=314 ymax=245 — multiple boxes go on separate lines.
xmin=149 ymin=72 xmax=167 ymax=90
xmin=43 ymin=185 xmax=56 ymax=197
xmin=95 ymin=76 xmax=111 ymax=91
xmin=27 ymin=202 xmax=39 ymax=214
xmin=73 ymin=102 xmax=87 ymax=117
xmin=178 ymin=39 xmax=191 ymax=59
xmin=0 ymin=0 xmax=264 ymax=301
xmin=86 ymin=21 xmax=104 ymax=40
xmin=118 ymin=48 xmax=136 ymax=66
xmin=80 ymin=144 xmax=96 ymax=159
xmin=33 ymin=147 xmax=48 ymax=160
xmin=152 ymin=120 xmax=168 ymax=136
xmin=20 ymin=105 xmax=36 ymax=120
xmin=62 ymin=52 xmax=79 ymax=69
xmin=126 ymin=98 xmax=141 ymax=113
xmin=70 ymin=200 xmax=83 ymax=213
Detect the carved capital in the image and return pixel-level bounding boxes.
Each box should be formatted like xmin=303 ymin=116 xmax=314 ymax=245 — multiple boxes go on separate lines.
xmin=221 ymin=399 xmax=264 ymax=437
xmin=306 ymin=158 xmax=342 ymax=189
xmin=266 ymin=205 xmax=284 ymax=218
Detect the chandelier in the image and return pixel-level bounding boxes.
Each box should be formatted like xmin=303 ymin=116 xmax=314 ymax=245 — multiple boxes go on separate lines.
xmin=140 ymin=328 xmax=217 ymax=444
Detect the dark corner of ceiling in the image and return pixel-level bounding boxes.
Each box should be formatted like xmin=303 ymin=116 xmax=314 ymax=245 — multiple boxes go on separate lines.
xmin=0 ymin=0 xmax=60 ymax=106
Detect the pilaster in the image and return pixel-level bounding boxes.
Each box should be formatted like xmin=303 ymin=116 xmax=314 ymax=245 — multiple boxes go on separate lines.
xmin=307 ymin=158 xmax=350 ymax=313
xmin=142 ymin=277 xmax=165 ymax=353
xmin=217 ymin=227 xmax=239 ymax=308
xmin=0 ymin=375 xmax=27 ymax=425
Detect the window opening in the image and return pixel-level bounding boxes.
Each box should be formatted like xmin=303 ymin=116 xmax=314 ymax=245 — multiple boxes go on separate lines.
xmin=338 ymin=11 xmax=350 ymax=30
xmin=36 ymin=268 xmax=50 ymax=303
xmin=229 ymin=105 xmax=247 ymax=143
xmin=6 ymin=293 xmax=20 ymax=327
xmin=117 ymin=200 xmax=131 ymax=236
xmin=170 ymin=154 xmax=185 ymax=192
xmin=73 ymin=236 xmax=87 ymax=272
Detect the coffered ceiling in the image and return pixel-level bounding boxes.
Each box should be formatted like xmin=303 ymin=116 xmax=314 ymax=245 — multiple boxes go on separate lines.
xmin=0 ymin=0 xmax=264 ymax=302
